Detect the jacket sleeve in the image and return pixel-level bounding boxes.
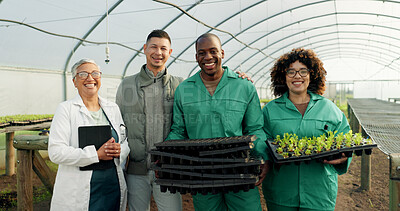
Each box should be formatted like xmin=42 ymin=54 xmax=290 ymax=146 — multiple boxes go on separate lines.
xmin=333 ymin=111 xmax=352 ymax=175
xmin=243 ymin=87 xmax=269 ymax=161
xmin=48 ymin=103 xmax=99 ymax=167
xmin=165 ymin=86 xmax=188 ymax=141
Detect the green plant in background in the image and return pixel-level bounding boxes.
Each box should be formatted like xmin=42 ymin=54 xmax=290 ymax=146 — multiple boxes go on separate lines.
xmin=0 ymin=114 xmax=53 ymax=124
xmin=32 ymin=186 xmax=52 ymax=203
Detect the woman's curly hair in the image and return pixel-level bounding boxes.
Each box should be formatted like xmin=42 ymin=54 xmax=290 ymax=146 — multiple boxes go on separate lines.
xmin=270 ymin=48 xmax=327 ymax=97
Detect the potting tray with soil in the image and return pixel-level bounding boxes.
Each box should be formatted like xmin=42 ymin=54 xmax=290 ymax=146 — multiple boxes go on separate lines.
xmin=266 ymin=131 xmax=377 ymax=164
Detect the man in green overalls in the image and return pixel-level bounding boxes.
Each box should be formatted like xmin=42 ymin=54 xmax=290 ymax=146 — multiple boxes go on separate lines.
xmin=166 ymin=33 xmax=269 ymax=211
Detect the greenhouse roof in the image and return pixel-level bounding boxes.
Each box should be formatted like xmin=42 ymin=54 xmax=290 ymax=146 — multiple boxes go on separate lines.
xmin=1 ymin=0 xmax=400 ymax=114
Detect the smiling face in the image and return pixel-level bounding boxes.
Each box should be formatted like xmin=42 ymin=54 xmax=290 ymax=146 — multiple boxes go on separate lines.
xmin=195 ymin=35 xmax=225 ymax=81
xmin=143 ymin=37 xmax=172 ymax=73
xmin=286 ymin=60 xmax=310 ymax=96
xmin=73 ymin=63 xmax=101 ymax=99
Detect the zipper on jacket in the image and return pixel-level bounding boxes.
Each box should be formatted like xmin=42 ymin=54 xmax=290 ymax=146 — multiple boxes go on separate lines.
xmin=154 ymin=78 xmax=156 ymax=83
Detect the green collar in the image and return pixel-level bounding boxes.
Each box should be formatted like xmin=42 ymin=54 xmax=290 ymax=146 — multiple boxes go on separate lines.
xmin=187 ymin=66 xmax=237 ymax=96
xmin=275 ymin=91 xmax=324 ymax=113
xmin=275 ymin=91 xmax=323 ymax=103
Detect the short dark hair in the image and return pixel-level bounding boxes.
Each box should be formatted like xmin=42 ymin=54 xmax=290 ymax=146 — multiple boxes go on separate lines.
xmin=146 ymin=29 xmax=171 ymax=44
xmin=270 ymin=48 xmax=327 ymax=97
xmin=195 ymin=33 xmax=221 ymax=51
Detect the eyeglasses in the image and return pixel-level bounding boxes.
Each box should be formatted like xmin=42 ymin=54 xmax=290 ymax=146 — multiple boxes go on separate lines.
xmin=286 ymin=68 xmax=309 ymax=78
xmin=75 ymin=71 xmax=102 ymax=79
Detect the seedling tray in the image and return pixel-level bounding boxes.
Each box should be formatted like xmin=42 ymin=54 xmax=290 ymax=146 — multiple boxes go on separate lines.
xmin=155 ymin=135 xmax=256 ymax=148
xmin=156 ymin=178 xmax=257 ymax=195
xmin=150 ymin=150 xmax=251 ymax=164
xmin=151 ymin=165 xmax=258 ymax=180
xmin=151 ymin=161 xmax=261 ymax=179
xmin=266 ymin=139 xmax=377 ymax=164
xmin=150 ymin=135 xmax=262 ymax=195
xmin=159 ymin=159 xmax=262 ymax=170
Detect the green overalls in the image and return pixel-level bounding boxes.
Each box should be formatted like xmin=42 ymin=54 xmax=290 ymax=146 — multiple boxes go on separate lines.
xmin=262 ymin=91 xmax=351 ymax=211
xmin=167 ymin=67 xmax=268 ymax=211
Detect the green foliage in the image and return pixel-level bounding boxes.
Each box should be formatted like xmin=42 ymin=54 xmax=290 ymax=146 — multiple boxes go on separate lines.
xmin=32 ymin=186 xmax=52 ymax=203
xmin=0 ymin=114 xmax=53 ymax=124
xmin=271 ymin=130 xmax=373 ymax=158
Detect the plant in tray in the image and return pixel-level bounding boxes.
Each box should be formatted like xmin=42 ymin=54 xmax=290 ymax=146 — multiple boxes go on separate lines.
xmin=335 ymin=132 xmax=344 ymax=149
xmin=353 ymin=133 xmax=363 ymax=145
xmin=297 ymin=138 xmax=306 ymax=151
xmin=293 ymin=148 xmax=301 ymax=157
xmin=271 ymin=130 xmax=374 ymax=161
xmin=282 ymin=152 xmax=289 ymax=159
xmin=304 ymin=149 xmax=312 ymax=155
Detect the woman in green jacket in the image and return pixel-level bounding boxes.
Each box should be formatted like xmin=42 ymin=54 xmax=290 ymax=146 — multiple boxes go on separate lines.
xmin=262 ymin=48 xmax=351 ymax=211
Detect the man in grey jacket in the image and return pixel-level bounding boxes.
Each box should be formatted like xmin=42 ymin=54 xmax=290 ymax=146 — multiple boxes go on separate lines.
xmin=116 ymin=30 xmax=253 ymax=211
xmin=116 ymin=30 xmax=183 ymax=211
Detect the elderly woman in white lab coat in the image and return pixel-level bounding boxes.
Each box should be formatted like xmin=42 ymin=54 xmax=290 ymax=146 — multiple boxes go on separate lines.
xmin=48 ymin=59 xmax=129 ymax=211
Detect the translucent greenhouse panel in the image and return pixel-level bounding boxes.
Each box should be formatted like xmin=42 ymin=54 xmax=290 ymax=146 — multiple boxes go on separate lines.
xmin=354 ymin=81 xmax=400 ymax=101
xmin=0 ymin=68 xmax=64 ymax=116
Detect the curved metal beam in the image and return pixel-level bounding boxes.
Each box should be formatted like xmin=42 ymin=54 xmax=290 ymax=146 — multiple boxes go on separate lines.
xmin=319 ymin=53 xmax=400 ymax=70
xmin=223 ymin=13 xmax=400 ymax=75
xmin=185 ymin=0 xmax=334 ymax=76
xmin=166 ymin=0 xmax=267 ymax=69
xmin=189 ymin=13 xmax=400 ymax=77
xmin=62 ymin=0 xmax=124 ymax=100
xmin=319 ymin=51 xmax=400 ymax=70
xmin=246 ymin=24 xmax=400 ymax=81
xmin=233 ymin=27 xmax=400 ymax=74
xmin=253 ymin=42 xmax=400 ymax=86
xmin=315 ymin=47 xmax=400 ymax=72
xmin=121 ymin=0 xmax=204 ymax=78
xmin=313 ymin=42 xmax=400 ymax=58
xmin=259 ymin=51 xmax=399 ymax=89
xmin=238 ymin=29 xmax=400 ymax=83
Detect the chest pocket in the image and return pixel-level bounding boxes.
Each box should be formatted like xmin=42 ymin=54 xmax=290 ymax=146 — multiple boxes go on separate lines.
xmin=224 ymin=101 xmax=247 ymax=133
xmin=313 ymin=120 xmax=336 ymax=137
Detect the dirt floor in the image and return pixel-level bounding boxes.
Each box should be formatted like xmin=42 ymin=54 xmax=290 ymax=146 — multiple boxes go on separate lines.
xmin=0 ymin=148 xmax=389 ymax=210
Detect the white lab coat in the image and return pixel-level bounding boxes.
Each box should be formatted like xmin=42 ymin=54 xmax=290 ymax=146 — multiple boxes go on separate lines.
xmin=48 ymin=95 xmax=129 ymax=211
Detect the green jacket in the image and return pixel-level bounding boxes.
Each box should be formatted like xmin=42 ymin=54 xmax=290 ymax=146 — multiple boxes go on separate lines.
xmin=166 ymin=66 xmax=268 ymax=160
xmin=116 ymin=65 xmax=183 ymax=175
xmin=262 ymin=91 xmax=351 ymax=210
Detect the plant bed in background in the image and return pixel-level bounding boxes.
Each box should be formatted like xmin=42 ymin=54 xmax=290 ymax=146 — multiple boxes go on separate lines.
xmin=0 ymin=115 xmax=53 ymax=128
xmin=266 ymin=131 xmax=377 ymax=164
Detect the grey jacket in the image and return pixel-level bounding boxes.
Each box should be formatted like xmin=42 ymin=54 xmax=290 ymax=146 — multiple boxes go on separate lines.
xmin=116 ymin=65 xmax=183 ymax=175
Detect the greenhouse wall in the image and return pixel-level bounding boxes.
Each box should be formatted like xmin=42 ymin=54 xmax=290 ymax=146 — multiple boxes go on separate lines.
xmin=0 ymin=67 xmax=122 ymax=116
xmin=354 ymin=81 xmax=400 ymax=101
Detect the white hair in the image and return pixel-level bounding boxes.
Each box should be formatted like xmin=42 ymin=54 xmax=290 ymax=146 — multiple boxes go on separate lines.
xmin=71 ymin=59 xmax=100 ymax=78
